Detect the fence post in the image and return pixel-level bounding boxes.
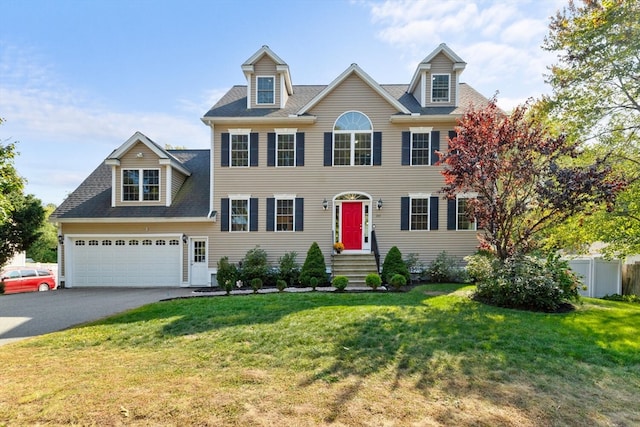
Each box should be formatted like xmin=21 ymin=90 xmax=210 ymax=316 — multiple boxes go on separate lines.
xmin=622 ymin=263 xmax=640 ymax=296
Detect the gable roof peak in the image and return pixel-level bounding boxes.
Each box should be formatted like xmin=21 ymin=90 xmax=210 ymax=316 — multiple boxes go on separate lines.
xmin=420 ymin=43 xmax=466 ymax=66
xmin=243 ymin=45 xmax=288 ymax=67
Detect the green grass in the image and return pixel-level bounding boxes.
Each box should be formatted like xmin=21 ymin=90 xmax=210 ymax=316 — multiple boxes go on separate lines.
xmin=1 ymin=284 xmax=639 ymax=426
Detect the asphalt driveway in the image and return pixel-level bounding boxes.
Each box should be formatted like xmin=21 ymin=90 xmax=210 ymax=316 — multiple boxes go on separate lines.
xmin=0 ymin=287 xmax=197 ymax=346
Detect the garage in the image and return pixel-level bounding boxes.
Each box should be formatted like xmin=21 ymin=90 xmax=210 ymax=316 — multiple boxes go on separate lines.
xmin=68 ymin=236 xmax=182 ymax=287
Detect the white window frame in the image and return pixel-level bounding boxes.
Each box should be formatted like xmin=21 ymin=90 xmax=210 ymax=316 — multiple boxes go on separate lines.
xmin=229 ymin=130 xmax=251 ymax=168
xmin=409 ymin=193 xmax=431 ymax=231
xmin=274 ymin=194 xmax=296 ymax=232
xmin=333 ymin=111 xmax=373 ymax=167
xmin=256 ymin=75 xmax=275 ymax=105
xmin=275 ymin=128 xmax=297 ymax=168
xmin=456 ymin=194 xmax=477 ymax=231
xmin=410 ymin=126 xmax=433 ymax=166
xmin=229 ymin=195 xmax=250 ymax=233
xmin=121 ymin=168 xmax=160 ymax=202
xmin=431 ymin=73 xmax=450 ymax=103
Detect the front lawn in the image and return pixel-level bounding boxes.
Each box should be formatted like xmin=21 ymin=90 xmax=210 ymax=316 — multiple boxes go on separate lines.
xmin=1 ymin=284 xmax=638 ymax=426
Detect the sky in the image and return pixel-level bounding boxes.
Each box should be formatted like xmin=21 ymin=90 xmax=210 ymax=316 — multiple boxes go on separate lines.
xmin=1 ymin=0 xmax=567 ymax=206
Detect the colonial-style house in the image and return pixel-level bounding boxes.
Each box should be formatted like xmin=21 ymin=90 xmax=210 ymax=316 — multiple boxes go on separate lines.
xmin=51 ymin=43 xmax=490 ymax=288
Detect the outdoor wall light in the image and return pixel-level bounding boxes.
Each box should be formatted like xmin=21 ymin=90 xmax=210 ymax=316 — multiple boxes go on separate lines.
xmin=57 ymin=235 xmax=64 ymax=245
xmin=182 ymin=234 xmax=188 ymax=244
xmin=377 ymin=198 xmax=383 ymax=210
xmin=322 ymin=198 xmax=328 ymax=210
xmin=136 ymin=152 xmax=144 ymax=158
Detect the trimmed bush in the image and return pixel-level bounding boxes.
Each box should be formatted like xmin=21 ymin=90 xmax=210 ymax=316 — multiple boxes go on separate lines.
xmin=250 ymin=277 xmax=263 ymax=293
xmin=309 ymin=277 xmax=319 ymax=291
xmin=217 ymin=256 xmax=238 ymax=294
xmin=389 ymin=273 xmax=407 ymax=290
xmin=381 ymin=246 xmax=410 ymax=284
xmin=240 ymin=246 xmax=270 ymax=285
xmin=276 ymin=279 xmax=287 ymax=292
xmin=473 ymin=253 xmax=582 ymax=312
xmin=464 ymin=252 xmax=496 ymax=284
xmin=365 ymin=273 xmax=382 ymax=290
xmin=427 ymin=251 xmax=464 ymax=283
xmin=332 ymin=275 xmax=349 ymax=291
xmin=299 ymin=242 xmax=328 ymax=287
xmin=278 ymin=251 xmax=300 ymax=287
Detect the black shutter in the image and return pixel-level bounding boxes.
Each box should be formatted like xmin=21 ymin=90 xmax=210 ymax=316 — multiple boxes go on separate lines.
xmin=296 ymin=132 xmax=305 ymax=166
xmin=430 ymin=196 xmax=439 ymax=230
xmin=447 ymin=198 xmax=457 ymax=230
xmin=266 ymin=198 xmax=275 ymax=231
xmin=401 ymin=197 xmax=409 ymax=230
xmin=221 ymin=133 xmax=230 ymax=167
xmin=448 ymin=130 xmax=458 ymax=157
xmin=250 ymin=198 xmax=258 ymax=231
xmin=401 ymin=131 xmax=410 ymax=165
xmin=250 ymin=133 xmax=259 ymax=167
xmin=295 ymin=198 xmax=304 ymax=231
xmin=430 ymin=131 xmax=440 ymax=165
xmin=267 ymin=133 xmax=276 ymax=167
xmin=221 ymin=198 xmax=230 ymax=231
xmin=324 ymin=132 xmax=332 ymax=166
xmin=373 ymin=131 xmax=382 ymax=166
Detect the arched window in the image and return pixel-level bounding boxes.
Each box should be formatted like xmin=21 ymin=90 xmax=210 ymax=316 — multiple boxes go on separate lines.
xmin=333 ymin=111 xmax=372 ymax=166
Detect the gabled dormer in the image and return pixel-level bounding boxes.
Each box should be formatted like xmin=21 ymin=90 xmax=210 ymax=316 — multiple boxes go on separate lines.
xmin=242 ymin=45 xmax=294 ymax=110
xmin=408 ymin=43 xmax=466 ymax=108
xmin=104 ymin=132 xmax=191 ymax=208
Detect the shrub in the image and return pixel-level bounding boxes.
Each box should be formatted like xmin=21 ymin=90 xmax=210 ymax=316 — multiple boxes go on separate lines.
xmin=473 ymin=253 xmax=582 ymax=312
xmin=426 ymin=251 xmax=464 ymax=283
xmin=389 ymin=273 xmax=407 ymax=290
xmin=217 ymin=256 xmax=238 ymax=294
xmin=405 ymin=253 xmax=426 ymax=282
xmin=299 ymin=242 xmax=328 ymax=287
xmin=240 ymin=246 xmax=270 ymax=285
xmin=464 ymin=252 xmax=496 ymax=284
xmin=309 ymin=277 xmax=319 ymax=291
xmin=332 ymin=275 xmax=349 ymax=291
xmin=276 ymin=279 xmax=287 ymax=292
xmin=250 ymin=277 xmax=263 ymax=293
xmin=602 ymin=294 xmax=640 ymax=304
xmin=278 ymin=251 xmax=300 ymax=287
xmin=381 ymin=246 xmax=410 ymax=284
xmin=365 ymin=273 xmax=382 ymax=290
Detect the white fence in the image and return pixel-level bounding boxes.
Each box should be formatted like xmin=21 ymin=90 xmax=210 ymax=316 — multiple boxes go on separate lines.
xmin=567 ymin=257 xmax=621 ymax=298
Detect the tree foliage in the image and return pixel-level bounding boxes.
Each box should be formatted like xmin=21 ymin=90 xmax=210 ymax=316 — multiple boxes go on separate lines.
xmin=440 ymin=99 xmax=625 ymax=260
xmin=0 ymin=118 xmax=46 ymax=266
xmin=27 ymin=203 xmax=58 ymax=263
xmin=541 ymin=0 xmax=640 ymax=257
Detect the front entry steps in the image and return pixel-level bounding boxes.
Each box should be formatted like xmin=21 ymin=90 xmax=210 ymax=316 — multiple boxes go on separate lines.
xmin=331 ymin=253 xmax=378 ymax=286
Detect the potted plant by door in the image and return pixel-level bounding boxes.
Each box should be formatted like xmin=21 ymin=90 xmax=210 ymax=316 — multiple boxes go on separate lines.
xmin=333 ymin=242 xmax=345 ymax=254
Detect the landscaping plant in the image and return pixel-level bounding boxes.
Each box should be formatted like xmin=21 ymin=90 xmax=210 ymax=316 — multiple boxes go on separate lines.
xmin=278 ymin=251 xmax=300 ymax=287
xmin=332 ymin=275 xmax=349 ymax=291
xmin=389 ymin=273 xmax=406 ymax=290
xmin=240 ymin=246 xmax=270 ymax=286
xmin=299 ymin=242 xmax=327 ymax=287
xmin=365 ymin=273 xmax=381 ymax=290
xmin=216 ymin=256 xmax=238 ymax=295
xmin=426 ymin=251 xmax=463 ymax=283
xmin=381 ymin=246 xmax=410 ymax=285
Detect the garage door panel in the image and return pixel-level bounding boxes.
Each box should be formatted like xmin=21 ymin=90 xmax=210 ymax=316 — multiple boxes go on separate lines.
xmin=70 ymin=236 xmax=181 ymax=287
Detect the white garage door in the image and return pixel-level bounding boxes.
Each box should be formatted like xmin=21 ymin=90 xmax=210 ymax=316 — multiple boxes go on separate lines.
xmin=70 ymin=236 xmax=181 ymax=287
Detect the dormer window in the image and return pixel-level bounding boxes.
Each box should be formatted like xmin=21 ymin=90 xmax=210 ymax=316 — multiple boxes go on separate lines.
xmin=122 ymin=169 xmax=160 ymax=201
xmin=432 ymin=74 xmax=450 ymax=102
xmin=257 ymin=76 xmax=275 ymax=104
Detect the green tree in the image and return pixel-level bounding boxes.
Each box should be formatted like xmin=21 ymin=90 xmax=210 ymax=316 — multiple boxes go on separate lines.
xmin=542 ymin=0 xmax=640 ymax=257
xmin=299 ymin=242 xmax=327 ymax=287
xmin=27 ymin=203 xmax=58 ymax=263
xmin=0 ymin=118 xmax=46 ymax=266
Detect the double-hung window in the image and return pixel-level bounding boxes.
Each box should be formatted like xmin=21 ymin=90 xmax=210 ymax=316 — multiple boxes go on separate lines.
xmin=122 ymin=169 xmax=159 ymax=201
xmin=456 ymin=196 xmax=476 ymax=231
xmin=276 ymin=198 xmax=294 ymax=231
xmin=231 ymin=198 xmax=249 ymax=232
xmin=432 ymin=74 xmax=450 ymax=102
xmin=333 ymin=111 xmax=373 ymax=166
xmin=411 ymin=197 xmax=430 ymax=230
xmin=257 ymin=76 xmax=275 ymax=104
xmin=277 ymin=133 xmax=295 ymax=167
xmin=231 ymin=132 xmax=249 ymax=167
xmin=411 ymin=132 xmax=430 ymax=165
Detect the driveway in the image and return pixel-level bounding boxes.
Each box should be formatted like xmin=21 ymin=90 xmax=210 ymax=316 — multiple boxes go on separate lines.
xmin=0 ymin=287 xmax=197 ymax=346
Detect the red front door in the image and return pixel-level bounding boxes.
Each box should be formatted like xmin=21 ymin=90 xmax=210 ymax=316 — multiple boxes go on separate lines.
xmin=342 ymin=202 xmax=363 ymax=250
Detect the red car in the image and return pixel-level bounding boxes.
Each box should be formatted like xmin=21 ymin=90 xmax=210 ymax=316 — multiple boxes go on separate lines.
xmin=0 ymin=267 xmax=57 ymax=294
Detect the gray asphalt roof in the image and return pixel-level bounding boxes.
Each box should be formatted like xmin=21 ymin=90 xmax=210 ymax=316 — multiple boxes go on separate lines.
xmin=203 ymin=82 xmax=489 ymax=118
xmin=51 ymin=150 xmax=210 ymax=220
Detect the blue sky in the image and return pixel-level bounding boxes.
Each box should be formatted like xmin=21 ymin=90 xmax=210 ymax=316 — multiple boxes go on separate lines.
xmin=1 ymin=0 xmax=565 ymax=206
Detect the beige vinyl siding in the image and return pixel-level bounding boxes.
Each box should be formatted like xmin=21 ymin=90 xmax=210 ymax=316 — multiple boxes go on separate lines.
xmin=426 ymin=52 xmax=456 ymax=106
xmin=252 ymin=56 xmax=280 ymax=109
xmin=114 ymin=142 xmax=167 ymax=207
xmin=171 ymin=169 xmax=187 ymax=201
xmin=211 ymin=73 xmax=477 ymax=269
